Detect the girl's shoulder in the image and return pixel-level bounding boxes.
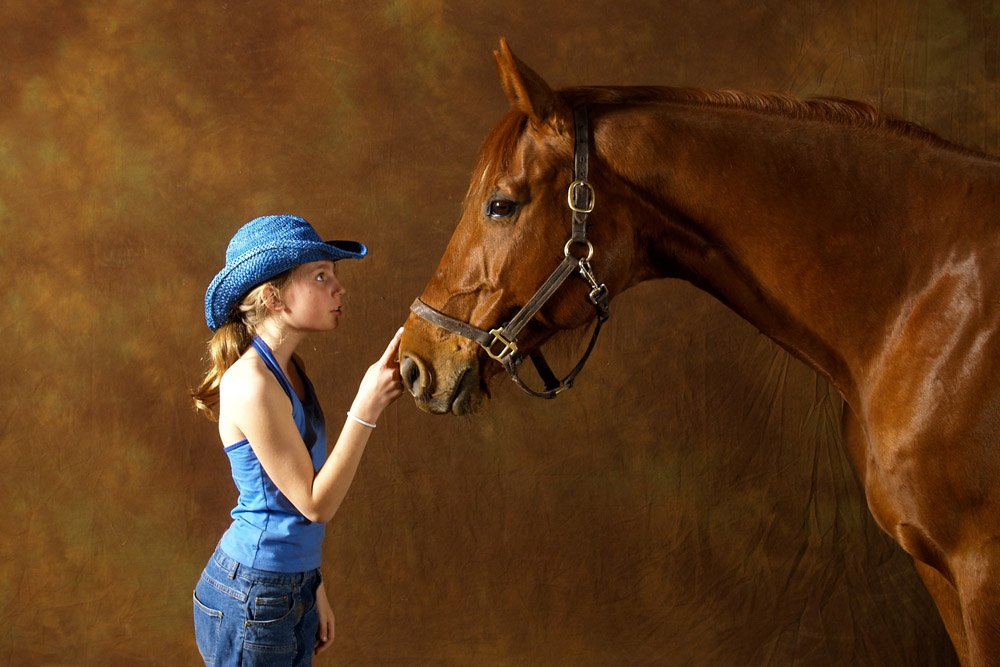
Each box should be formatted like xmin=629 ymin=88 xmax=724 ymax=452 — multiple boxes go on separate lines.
xmin=220 ymin=352 xmax=281 ymax=407
xmin=217 ymin=352 xmax=291 ymax=444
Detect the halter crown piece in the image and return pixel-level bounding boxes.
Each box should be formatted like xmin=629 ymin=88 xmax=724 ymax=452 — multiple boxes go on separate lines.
xmin=410 ymin=108 xmax=610 ymax=398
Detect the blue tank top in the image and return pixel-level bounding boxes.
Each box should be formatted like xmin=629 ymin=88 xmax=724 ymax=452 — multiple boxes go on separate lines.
xmin=218 ymin=336 xmax=327 ymax=572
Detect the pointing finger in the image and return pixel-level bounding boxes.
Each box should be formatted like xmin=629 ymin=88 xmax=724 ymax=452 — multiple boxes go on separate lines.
xmin=382 ymin=327 xmax=404 ymax=363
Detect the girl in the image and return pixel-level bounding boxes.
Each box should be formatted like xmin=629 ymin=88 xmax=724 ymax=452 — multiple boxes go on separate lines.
xmin=191 ymin=214 xmax=404 ymax=665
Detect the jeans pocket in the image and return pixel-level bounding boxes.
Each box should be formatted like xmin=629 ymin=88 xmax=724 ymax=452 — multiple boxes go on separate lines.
xmin=250 ymin=582 xmax=296 ymax=623
xmin=193 ymin=590 xmax=223 ymax=665
xmin=244 ymin=582 xmax=298 ymax=656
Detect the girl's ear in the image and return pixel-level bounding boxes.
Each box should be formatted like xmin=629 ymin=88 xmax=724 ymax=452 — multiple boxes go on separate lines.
xmin=262 ymin=285 xmax=284 ymax=312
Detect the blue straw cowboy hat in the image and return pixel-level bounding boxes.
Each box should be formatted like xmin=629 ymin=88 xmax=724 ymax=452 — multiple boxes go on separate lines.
xmin=205 ymin=214 xmax=367 ymax=331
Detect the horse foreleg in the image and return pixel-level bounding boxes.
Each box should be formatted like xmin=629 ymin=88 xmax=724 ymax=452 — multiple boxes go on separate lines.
xmin=950 ymin=547 xmax=1000 ymax=667
xmin=914 ymin=559 xmax=969 ymax=665
xmin=842 ymin=405 xmax=971 ymax=664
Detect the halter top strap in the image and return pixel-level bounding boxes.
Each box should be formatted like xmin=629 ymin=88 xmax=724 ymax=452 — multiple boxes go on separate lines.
xmin=220 ymin=336 xmax=328 ymax=573
xmin=250 ymin=335 xmax=297 ymax=402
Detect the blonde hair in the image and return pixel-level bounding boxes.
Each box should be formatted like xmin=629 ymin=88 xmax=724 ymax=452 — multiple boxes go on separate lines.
xmin=191 ymin=270 xmax=293 ymax=420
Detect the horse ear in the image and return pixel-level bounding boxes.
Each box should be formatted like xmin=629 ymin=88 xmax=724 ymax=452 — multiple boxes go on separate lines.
xmin=494 ymin=38 xmax=569 ymax=133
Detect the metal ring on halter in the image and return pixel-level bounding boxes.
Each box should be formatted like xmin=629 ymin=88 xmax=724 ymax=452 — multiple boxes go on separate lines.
xmin=567 ymin=180 xmax=595 ymax=213
xmin=484 ymin=327 xmax=518 ymax=361
xmin=564 ymin=238 xmax=594 ymax=261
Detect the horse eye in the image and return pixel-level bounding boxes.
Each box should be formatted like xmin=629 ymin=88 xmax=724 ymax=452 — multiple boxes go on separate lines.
xmin=486 ymin=199 xmax=517 ymax=219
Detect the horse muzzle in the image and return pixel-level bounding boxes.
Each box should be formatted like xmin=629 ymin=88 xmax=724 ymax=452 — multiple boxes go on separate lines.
xmin=400 ymin=320 xmax=486 ymax=416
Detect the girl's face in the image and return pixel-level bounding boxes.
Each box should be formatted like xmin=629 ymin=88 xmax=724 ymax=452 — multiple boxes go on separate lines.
xmin=275 ymin=260 xmax=346 ymax=332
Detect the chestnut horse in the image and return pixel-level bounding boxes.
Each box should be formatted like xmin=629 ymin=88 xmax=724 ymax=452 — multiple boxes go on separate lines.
xmin=399 ymin=39 xmax=1000 ymax=665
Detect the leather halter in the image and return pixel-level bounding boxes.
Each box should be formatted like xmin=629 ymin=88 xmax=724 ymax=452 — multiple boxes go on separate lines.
xmin=410 ymin=108 xmax=611 ymax=399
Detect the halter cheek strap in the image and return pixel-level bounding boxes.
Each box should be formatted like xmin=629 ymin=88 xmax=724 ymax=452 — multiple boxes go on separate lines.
xmin=410 ymin=107 xmax=610 ymax=399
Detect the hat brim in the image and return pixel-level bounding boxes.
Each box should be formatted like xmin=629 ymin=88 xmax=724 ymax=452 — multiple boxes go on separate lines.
xmin=205 ymin=238 xmax=367 ymax=331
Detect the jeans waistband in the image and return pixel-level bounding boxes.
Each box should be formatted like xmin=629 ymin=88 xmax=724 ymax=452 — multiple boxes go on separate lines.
xmin=211 ymin=545 xmax=319 ymax=586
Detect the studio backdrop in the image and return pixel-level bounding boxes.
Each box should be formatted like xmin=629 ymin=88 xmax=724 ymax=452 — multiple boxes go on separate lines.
xmin=4 ymin=1 xmax=997 ymax=664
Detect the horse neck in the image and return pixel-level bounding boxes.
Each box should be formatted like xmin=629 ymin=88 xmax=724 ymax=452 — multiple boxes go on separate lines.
xmin=597 ymin=101 xmax=1000 ymax=403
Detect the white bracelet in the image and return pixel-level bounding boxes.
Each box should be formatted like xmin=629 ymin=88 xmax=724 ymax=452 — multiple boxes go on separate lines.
xmin=346 ymin=411 xmax=376 ymax=429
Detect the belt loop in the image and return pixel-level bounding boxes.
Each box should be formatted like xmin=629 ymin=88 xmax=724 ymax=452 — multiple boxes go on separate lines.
xmin=219 ymin=550 xmax=239 ymax=580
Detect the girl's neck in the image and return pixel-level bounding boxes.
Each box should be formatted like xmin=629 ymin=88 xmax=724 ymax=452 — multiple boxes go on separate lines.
xmin=255 ymin=321 xmax=305 ymax=371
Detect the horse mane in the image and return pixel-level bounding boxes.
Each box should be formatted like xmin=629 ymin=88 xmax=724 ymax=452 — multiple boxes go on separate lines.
xmin=563 ymin=85 xmax=987 ymax=157
xmin=468 ymin=85 xmax=992 ymax=201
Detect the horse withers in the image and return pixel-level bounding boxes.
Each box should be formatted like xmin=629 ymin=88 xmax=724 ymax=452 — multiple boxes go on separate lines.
xmin=400 ymin=39 xmax=1000 ymax=666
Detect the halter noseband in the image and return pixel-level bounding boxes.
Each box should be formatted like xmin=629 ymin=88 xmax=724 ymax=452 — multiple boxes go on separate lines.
xmin=410 ymin=108 xmax=610 ymax=399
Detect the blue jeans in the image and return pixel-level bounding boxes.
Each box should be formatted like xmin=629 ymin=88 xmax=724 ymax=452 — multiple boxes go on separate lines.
xmin=193 ymin=546 xmax=321 ymax=666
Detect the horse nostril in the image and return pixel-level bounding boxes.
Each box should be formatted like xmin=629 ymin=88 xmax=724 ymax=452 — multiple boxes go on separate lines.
xmin=400 ymin=355 xmax=423 ymax=397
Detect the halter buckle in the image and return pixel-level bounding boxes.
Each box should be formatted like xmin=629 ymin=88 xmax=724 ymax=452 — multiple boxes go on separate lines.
xmin=567 ymin=180 xmax=596 ymax=213
xmin=484 ymin=327 xmax=518 ymax=361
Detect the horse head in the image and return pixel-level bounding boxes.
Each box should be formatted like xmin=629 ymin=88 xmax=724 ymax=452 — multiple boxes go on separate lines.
xmin=399 ymin=40 xmax=639 ymax=415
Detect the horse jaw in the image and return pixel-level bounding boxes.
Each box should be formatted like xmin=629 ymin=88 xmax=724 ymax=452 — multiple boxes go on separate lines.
xmin=400 ymin=316 xmax=490 ymax=416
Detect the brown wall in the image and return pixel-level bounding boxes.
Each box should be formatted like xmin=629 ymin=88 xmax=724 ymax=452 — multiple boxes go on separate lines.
xmin=4 ymin=0 xmax=996 ymax=664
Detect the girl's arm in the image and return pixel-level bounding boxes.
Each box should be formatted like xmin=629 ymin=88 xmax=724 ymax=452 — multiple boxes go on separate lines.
xmin=223 ymin=328 xmax=404 ymax=523
xmin=314 ymin=579 xmax=335 ymax=655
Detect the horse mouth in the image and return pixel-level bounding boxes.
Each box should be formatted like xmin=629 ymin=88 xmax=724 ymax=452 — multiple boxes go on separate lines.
xmin=401 ymin=353 xmax=484 ymax=416
xmin=447 ymin=368 xmax=481 ymax=415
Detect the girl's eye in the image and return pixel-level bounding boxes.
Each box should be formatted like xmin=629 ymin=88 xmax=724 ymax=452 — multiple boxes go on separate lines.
xmin=486 ymin=198 xmax=517 ymax=219
xmin=315 ymin=273 xmax=326 ymax=282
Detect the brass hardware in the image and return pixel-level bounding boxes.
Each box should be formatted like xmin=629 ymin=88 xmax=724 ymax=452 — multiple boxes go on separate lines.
xmin=484 ymin=328 xmax=518 ymax=361
xmin=567 ymin=180 xmax=595 ymax=213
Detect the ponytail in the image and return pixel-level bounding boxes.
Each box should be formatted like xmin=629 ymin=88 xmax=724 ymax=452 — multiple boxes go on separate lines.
xmin=191 ymin=270 xmax=292 ymax=421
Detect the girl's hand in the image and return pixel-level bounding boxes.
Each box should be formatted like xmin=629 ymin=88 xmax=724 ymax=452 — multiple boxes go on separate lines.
xmin=314 ymin=580 xmax=335 ymax=655
xmin=351 ymin=328 xmax=405 ymax=421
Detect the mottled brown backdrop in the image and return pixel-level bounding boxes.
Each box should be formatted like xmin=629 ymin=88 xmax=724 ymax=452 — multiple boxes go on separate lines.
xmin=3 ymin=0 xmax=997 ymax=664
